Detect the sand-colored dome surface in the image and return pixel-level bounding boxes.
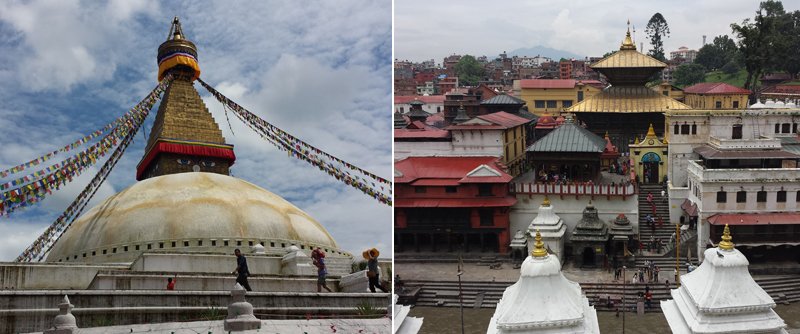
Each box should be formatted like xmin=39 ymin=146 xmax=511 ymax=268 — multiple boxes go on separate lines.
xmin=47 ymin=172 xmax=339 ymax=263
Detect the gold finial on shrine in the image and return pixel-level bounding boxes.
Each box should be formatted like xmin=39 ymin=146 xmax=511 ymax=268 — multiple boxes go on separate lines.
xmin=621 ymin=21 xmax=636 ymax=51
xmin=719 ymin=224 xmax=734 ymax=250
xmin=531 ymin=229 xmax=548 ymax=258
xmin=646 ymin=123 xmax=656 ymax=138
xmin=604 ymin=131 xmax=610 ymax=140
xmin=542 ymin=195 xmax=551 ymax=207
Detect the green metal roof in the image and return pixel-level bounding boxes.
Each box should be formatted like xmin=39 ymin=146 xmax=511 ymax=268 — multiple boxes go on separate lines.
xmin=528 ymin=121 xmax=606 ymax=153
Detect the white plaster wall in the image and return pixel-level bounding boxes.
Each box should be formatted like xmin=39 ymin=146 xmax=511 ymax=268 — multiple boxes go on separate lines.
xmin=510 ymin=195 xmax=639 ymax=244
xmin=0 ymin=263 xmax=127 ymax=290
xmin=451 ymin=129 xmax=504 ymax=157
xmin=394 ymin=141 xmax=454 ymax=160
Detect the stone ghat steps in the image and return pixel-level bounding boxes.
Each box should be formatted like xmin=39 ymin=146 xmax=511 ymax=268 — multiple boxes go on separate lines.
xmin=89 ymin=271 xmax=343 ymax=292
xmin=395 ymin=254 xmax=512 ymax=264
xmin=405 ymin=275 xmax=800 ymax=309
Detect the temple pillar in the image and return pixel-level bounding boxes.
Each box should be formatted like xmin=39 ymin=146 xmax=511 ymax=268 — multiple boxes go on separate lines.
xmin=498 ymin=229 xmax=510 ymax=254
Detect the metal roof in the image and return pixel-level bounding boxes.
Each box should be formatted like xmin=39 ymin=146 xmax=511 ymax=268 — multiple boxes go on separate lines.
xmin=481 ymin=94 xmax=526 ymax=105
xmin=567 ymin=86 xmax=691 ymax=113
xmin=694 ymin=145 xmax=799 ymax=159
xmin=528 ymin=121 xmax=606 ymax=153
xmin=590 ymin=49 xmax=666 ymax=69
xmin=683 ymin=82 xmax=751 ymax=95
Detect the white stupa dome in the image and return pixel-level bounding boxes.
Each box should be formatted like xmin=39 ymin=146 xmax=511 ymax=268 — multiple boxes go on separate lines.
xmin=47 ymin=172 xmax=342 ymax=263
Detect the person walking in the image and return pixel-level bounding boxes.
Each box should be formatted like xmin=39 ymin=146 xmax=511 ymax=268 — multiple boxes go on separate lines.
xmin=232 ymin=249 xmax=252 ymax=291
xmin=365 ymin=248 xmax=388 ymax=293
xmin=312 ymin=247 xmax=332 ymax=292
xmin=645 ymin=285 xmax=652 ymax=309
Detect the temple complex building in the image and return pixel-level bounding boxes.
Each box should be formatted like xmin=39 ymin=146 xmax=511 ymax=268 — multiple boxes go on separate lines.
xmin=629 ymin=124 xmax=669 ymax=184
xmin=570 ymin=201 xmax=609 ymax=267
xmin=513 ymin=79 xmax=603 ymax=115
xmin=665 ymin=104 xmax=800 ymax=263
xmin=682 ymin=82 xmax=750 ymax=110
xmin=487 ymin=231 xmax=599 ymax=334
xmin=0 ymin=18 xmax=389 ymax=332
xmin=394 ymin=157 xmax=516 ymax=253
xmin=566 ymin=27 xmax=690 ymax=152
xmin=661 ymin=225 xmax=788 ymax=333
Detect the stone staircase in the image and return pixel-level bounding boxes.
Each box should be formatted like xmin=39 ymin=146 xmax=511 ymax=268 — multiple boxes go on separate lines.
xmin=637 ymin=183 xmax=673 ymax=247
xmin=404 ymin=275 xmax=800 ymax=311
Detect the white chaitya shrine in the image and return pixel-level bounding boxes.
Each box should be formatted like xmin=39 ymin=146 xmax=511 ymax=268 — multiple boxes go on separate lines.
xmin=661 ymin=225 xmax=788 ymax=334
xmin=487 ymin=230 xmax=599 ymax=334
xmin=526 ymin=196 xmax=566 ymax=263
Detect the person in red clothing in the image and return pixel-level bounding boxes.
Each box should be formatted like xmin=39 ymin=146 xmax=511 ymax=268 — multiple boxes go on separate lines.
xmin=645 ymin=285 xmax=653 ymax=309
xmin=166 ymin=274 xmax=177 ymax=290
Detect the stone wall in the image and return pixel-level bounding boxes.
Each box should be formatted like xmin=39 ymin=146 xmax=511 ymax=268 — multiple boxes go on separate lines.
xmin=0 ymin=290 xmax=389 ymax=334
xmin=0 ymin=263 xmax=128 ymax=290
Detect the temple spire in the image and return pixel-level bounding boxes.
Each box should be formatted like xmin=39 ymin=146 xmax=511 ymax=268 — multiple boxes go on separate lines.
xmin=167 ymin=16 xmax=185 ymax=40
xmin=621 ymin=21 xmax=636 ymax=51
xmin=542 ymin=195 xmax=551 ymax=207
xmin=531 ymin=229 xmax=548 ymax=258
xmin=719 ymin=224 xmax=734 ymax=250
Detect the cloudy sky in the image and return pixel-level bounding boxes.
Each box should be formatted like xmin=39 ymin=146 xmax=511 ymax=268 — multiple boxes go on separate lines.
xmin=395 ymin=0 xmax=799 ymax=62
xmin=0 ymin=0 xmax=391 ymax=261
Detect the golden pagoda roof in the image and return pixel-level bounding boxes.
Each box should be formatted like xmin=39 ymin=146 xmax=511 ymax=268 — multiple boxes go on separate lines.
xmin=591 ymin=49 xmax=666 ymax=69
xmin=567 ymin=86 xmax=691 ymax=113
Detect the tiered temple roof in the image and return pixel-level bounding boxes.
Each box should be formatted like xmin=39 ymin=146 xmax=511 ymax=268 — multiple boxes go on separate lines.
xmin=571 ymin=201 xmax=609 ymax=243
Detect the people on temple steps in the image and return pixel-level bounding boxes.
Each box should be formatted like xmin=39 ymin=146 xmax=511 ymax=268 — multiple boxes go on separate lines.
xmin=365 ymin=248 xmax=388 ymax=293
xmin=312 ymin=247 xmax=332 ymax=293
xmin=166 ymin=274 xmax=177 ymax=290
xmin=232 ymin=248 xmax=252 ymax=291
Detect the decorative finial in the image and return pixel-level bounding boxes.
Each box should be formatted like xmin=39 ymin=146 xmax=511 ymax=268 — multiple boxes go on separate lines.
xmin=169 ymin=16 xmax=185 ymax=40
xmin=604 ymin=131 xmax=610 ymax=140
xmin=646 ymin=123 xmax=656 ymax=138
xmin=719 ymin=224 xmax=734 ymax=250
xmin=621 ymin=21 xmax=636 ymax=51
xmin=542 ymin=195 xmax=551 ymax=207
xmin=531 ymin=229 xmax=548 ymax=258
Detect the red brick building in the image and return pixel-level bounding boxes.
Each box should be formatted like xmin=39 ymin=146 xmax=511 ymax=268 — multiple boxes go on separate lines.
xmin=394 ymin=157 xmax=516 ymax=253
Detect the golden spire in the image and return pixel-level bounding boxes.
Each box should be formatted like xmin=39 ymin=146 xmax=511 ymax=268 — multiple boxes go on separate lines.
xmin=604 ymin=131 xmax=610 ymax=140
xmin=646 ymin=123 xmax=656 ymax=138
xmin=542 ymin=195 xmax=551 ymax=207
xmin=719 ymin=224 xmax=734 ymax=250
xmin=531 ymin=229 xmax=548 ymax=258
xmin=621 ymin=21 xmax=636 ymax=51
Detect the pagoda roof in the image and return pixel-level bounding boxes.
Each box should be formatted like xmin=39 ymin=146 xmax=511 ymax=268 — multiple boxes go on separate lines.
xmin=683 ymin=82 xmax=751 ymax=95
xmin=477 ymin=111 xmax=531 ymax=127
xmin=528 ymin=121 xmax=606 ymax=153
xmin=566 ymin=86 xmax=691 ymax=113
xmin=590 ymin=49 xmax=666 ymax=69
xmin=481 ymin=94 xmax=526 ymax=105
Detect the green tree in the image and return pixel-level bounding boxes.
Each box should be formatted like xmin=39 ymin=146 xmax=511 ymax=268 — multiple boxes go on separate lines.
xmin=673 ymin=63 xmax=706 ymax=87
xmin=721 ymin=61 xmax=741 ymax=75
xmin=731 ymin=0 xmax=789 ymax=90
xmin=454 ymin=55 xmax=485 ymax=86
xmin=694 ymin=35 xmax=739 ymax=71
xmin=645 ymin=13 xmax=670 ymax=61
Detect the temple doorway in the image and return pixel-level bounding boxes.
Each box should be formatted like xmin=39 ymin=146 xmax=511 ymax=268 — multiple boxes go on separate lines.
xmin=582 ymin=247 xmax=596 ymax=266
xmin=642 ymin=152 xmax=661 ymax=184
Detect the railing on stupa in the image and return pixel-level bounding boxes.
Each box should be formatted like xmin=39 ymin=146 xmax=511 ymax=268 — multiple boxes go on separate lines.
xmin=5 ymin=75 xmax=174 ymax=262
xmin=197 ymin=78 xmax=392 ymax=207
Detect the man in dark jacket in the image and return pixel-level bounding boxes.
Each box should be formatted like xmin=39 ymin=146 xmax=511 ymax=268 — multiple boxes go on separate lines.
xmin=232 ymin=249 xmax=252 ymax=291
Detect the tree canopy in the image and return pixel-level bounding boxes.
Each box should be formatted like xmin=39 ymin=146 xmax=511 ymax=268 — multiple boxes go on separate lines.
xmin=673 ymin=63 xmax=707 ymax=87
xmin=694 ymin=35 xmax=739 ymax=71
xmin=731 ymin=0 xmax=800 ymax=90
xmin=645 ymin=13 xmax=670 ymax=61
xmin=454 ymin=55 xmax=485 ymax=86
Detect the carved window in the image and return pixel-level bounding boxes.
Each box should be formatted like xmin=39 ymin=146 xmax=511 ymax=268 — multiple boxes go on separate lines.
xmin=681 ymin=124 xmax=690 ymax=134
xmin=777 ymin=190 xmax=787 ymax=202
xmin=736 ymin=191 xmax=746 ymax=203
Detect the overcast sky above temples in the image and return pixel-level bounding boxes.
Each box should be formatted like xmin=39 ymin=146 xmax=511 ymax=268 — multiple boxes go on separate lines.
xmin=0 ymin=0 xmax=391 ymax=260
xmin=395 ymin=0 xmax=799 ymax=63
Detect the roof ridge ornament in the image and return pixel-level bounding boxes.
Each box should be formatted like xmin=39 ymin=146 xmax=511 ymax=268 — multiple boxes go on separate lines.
xmin=620 ymin=21 xmax=636 ymax=51
xmin=719 ymin=224 xmax=735 ymax=250
xmin=531 ymin=229 xmax=548 ymax=258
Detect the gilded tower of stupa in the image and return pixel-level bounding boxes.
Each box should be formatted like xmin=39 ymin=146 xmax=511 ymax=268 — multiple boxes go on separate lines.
xmin=136 ymin=17 xmax=235 ymax=180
